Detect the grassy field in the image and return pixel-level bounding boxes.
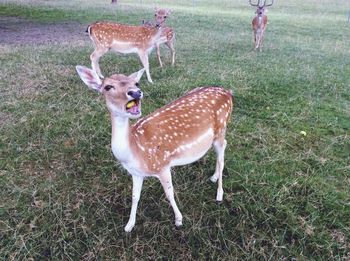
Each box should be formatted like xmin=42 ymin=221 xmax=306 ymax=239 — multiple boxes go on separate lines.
xmin=0 ymin=0 xmax=349 ymax=259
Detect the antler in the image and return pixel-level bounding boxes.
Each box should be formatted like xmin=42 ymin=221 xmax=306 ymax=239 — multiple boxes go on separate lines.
xmin=249 ymin=0 xmax=260 ymax=7
xmin=250 ymin=0 xmax=274 ymax=7
xmin=263 ymin=0 xmax=274 ymax=7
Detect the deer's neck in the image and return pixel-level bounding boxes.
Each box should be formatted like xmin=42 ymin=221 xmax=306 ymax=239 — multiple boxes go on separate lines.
xmin=110 ymin=115 xmax=132 ymax=162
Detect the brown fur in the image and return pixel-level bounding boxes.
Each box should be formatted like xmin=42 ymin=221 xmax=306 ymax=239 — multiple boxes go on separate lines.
xmin=130 ymin=87 xmax=233 ymax=173
xmin=89 ymin=22 xmax=160 ymax=48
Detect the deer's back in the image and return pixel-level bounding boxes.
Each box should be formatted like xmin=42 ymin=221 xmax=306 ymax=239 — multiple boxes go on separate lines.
xmin=89 ymin=22 xmax=159 ymax=46
xmin=130 ymin=87 xmax=233 ymax=172
xmin=161 ymin=27 xmax=175 ymax=41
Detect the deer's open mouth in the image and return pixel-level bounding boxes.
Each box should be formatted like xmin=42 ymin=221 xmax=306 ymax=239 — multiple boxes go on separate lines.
xmin=126 ymin=99 xmax=141 ymax=115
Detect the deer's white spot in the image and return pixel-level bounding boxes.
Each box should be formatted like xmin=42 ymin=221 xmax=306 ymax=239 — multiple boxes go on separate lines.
xmin=138 ymin=144 xmax=145 ymax=151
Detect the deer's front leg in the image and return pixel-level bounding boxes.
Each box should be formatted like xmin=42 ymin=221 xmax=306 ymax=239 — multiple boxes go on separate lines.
xmin=259 ymin=29 xmax=266 ymax=52
xmin=252 ymin=31 xmax=256 ymax=49
xmin=159 ymin=169 xmax=183 ymax=227
xmin=156 ymin=44 xmax=163 ymax=68
xmin=124 ymin=175 xmax=144 ymax=232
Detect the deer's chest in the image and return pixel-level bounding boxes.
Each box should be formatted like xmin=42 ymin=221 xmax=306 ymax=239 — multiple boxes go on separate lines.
xmin=111 ymin=139 xmax=152 ymax=177
xmin=111 ymin=144 xmax=147 ymax=177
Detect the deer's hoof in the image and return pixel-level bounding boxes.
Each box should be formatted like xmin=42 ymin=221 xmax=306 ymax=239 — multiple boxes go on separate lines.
xmin=175 ymin=219 xmax=183 ymax=227
xmin=124 ymin=222 xmax=135 ymax=232
xmin=210 ymin=175 xmax=218 ymax=183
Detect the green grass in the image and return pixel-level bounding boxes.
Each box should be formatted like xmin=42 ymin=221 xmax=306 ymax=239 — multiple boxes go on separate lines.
xmin=1 ymin=0 xmax=349 ymax=259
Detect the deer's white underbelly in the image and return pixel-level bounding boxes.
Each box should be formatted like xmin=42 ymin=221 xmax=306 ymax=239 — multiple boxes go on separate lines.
xmin=111 ymin=40 xmax=155 ymax=55
xmin=170 ymin=129 xmax=214 ymax=167
xmin=111 ymin=40 xmax=139 ymax=54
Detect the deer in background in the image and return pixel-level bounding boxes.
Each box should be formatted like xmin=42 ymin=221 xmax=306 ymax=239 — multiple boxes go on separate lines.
xmin=142 ymin=8 xmax=175 ymax=67
xmin=250 ymin=0 xmax=274 ymax=51
xmin=76 ymin=66 xmax=233 ymax=232
xmin=87 ymin=22 xmax=167 ymax=83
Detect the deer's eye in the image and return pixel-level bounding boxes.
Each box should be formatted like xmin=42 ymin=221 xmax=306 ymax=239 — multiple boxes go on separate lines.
xmin=164 ymin=16 xmax=167 ymax=18
xmin=135 ymin=82 xmax=139 ymax=87
xmin=154 ymin=14 xmax=157 ymax=17
xmin=104 ymin=85 xmax=114 ymax=91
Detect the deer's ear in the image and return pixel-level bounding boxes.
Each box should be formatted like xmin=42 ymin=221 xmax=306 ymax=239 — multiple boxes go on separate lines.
xmin=76 ymin=66 xmax=102 ymax=92
xmin=166 ymin=9 xmax=172 ymax=15
xmin=154 ymin=7 xmax=158 ymax=12
xmin=129 ymin=68 xmax=145 ymax=83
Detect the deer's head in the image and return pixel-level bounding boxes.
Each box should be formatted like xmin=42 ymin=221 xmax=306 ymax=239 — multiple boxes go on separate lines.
xmin=76 ymin=66 xmax=145 ymax=119
xmin=154 ymin=8 xmax=171 ymax=27
xmin=249 ymin=0 xmax=274 ymax=16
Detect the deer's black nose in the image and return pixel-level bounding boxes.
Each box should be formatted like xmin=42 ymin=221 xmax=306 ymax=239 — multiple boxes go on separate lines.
xmin=127 ymin=90 xmax=142 ymax=99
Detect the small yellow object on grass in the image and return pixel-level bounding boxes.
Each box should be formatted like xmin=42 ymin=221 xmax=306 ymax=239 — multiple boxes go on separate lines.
xmin=300 ymin=131 xmax=307 ymax=136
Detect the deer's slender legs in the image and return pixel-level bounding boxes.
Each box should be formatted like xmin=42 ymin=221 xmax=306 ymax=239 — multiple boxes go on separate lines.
xmin=211 ymin=138 xmax=227 ymax=202
xmin=138 ymin=52 xmax=153 ymax=83
xmin=166 ymin=39 xmax=175 ymax=66
xmin=90 ymin=48 xmax=108 ymax=78
xmin=159 ymin=169 xmax=183 ymax=226
xmin=155 ymin=44 xmax=163 ymax=68
xmin=259 ymin=29 xmax=265 ymax=52
xmin=253 ymin=31 xmax=257 ymax=50
xmin=124 ymin=175 xmax=144 ymax=232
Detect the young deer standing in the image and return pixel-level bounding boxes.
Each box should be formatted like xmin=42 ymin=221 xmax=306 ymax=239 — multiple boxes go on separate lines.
xmin=76 ymin=66 xmax=233 ymax=232
xmin=142 ymin=8 xmax=175 ymax=67
xmin=250 ymin=0 xmax=274 ymax=51
xmin=87 ymin=22 xmax=166 ymax=83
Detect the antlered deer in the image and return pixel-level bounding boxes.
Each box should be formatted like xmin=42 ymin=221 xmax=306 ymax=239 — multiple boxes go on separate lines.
xmin=76 ymin=66 xmax=233 ymax=232
xmin=250 ymin=0 xmax=274 ymax=51
xmin=142 ymin=8 xmax=175 ymax=67
xmin=87 ymin=22 xmax=166 ymax=83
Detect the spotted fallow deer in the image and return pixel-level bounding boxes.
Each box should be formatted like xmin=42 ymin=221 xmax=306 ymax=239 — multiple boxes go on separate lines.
xmin=76 ymin=66 xmax=233 ymax=232
xmin=250 ymin=0 xmax=274 ymax=51
xmin=87 ymin=22 xmax=167 ymax=83
xmin=142 ymin=8 xmax=175 ymax=67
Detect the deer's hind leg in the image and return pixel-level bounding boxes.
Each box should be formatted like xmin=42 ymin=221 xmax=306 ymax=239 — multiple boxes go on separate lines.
xmin=138 ymin=52 xmax=153 ymax=83
xmin=165 ymin=39 xmax=175 ymax=66
xmin=156 ymin=43 xmax=163 ymax=68
xmin=210 ymin=137 xmax=227 ymax=202
xmin=90 ymin=47 xmax=108 ymax=78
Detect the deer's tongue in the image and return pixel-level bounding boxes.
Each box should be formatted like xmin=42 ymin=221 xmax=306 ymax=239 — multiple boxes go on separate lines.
xmin=130 ymin=105 xmax=139 ymax=113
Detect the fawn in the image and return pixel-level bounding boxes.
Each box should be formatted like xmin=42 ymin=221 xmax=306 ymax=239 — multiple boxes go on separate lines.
xmin=142 ymin=8 xmax=175 ymax=67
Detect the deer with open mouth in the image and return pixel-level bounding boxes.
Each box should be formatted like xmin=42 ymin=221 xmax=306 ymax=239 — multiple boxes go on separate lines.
xmin=76 ymin=66 xmax=234 ymax=232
